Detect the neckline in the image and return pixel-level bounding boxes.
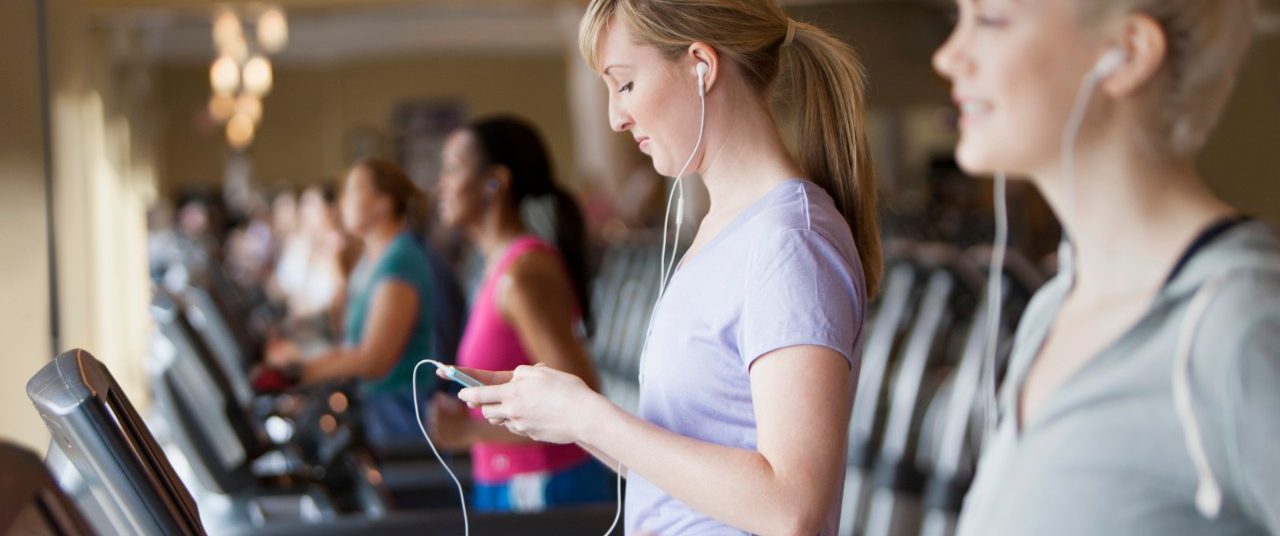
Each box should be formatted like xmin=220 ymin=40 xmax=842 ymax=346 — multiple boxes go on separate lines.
xmin=668 ymin=178 xmax=807 ymax=278
xmin=1011 ymin=215 xmax=1250 ymax=436
xmin=1160 ymin=214 xmax=1250 ymax=289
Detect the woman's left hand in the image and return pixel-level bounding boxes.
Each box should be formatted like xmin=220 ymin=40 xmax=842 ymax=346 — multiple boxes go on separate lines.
xmin=428 ymin=392 xmax=475 ymax=451
xmin=457 ymin=364 xmax=602 ymax=444
xmin=264 ymin=337 xmax=301 ymax=368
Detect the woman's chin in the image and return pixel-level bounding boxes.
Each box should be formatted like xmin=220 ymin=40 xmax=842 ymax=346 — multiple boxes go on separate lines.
xmin=647 ymin=159 xmax=671 ymax=179
xmin=955 ymin=142 xmax=1003 ymax=177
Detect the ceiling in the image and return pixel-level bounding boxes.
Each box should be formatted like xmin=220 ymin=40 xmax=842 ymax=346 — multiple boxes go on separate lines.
xmin=93 ymin=0 xmax=945 ymax=65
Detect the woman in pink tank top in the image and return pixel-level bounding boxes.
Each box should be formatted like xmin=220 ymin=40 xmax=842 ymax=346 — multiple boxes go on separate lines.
xmin=429 ymin=116 xmax=613 ymax=512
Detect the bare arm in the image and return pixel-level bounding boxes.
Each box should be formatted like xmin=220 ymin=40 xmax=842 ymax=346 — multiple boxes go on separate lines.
xmin=501 ymin=251 xmax=601 ymax=391
xmin=580 ymin=347 xmax=850 ymax=534
xmin=467 ymin=346 xmax=853 ymax=534
xmin=449 ymin=251 xmax=602 ymax=446
xmin=300 ymin=279 xmax=418 ymax=384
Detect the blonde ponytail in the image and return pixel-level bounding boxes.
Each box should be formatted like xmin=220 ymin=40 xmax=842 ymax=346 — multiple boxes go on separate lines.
xmin=784 ymin=22 xmax=882 ymax=296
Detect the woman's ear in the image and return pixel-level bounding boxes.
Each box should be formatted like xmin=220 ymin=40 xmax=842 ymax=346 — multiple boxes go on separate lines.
xmin=687 ymin=42 xmax=720 ymax=95
xmin=373 ymin=193 xmax=395 ymax=221
xmin=1101 ymin=13 xmax=1167 ymax=98
xmin=485 ymin=166 xmax=513 ymax=201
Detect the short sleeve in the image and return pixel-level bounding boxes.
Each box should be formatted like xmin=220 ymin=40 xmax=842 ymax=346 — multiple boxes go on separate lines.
xmin=739 ymin=228 xmax=864 ymax=369
xmin=375 ymin=239 xmax=431 ymax=303
xmin=1204 ymin=273 xmax=1280 ymax=533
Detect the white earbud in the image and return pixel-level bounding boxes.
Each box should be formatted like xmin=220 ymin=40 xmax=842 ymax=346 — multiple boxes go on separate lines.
xmin=696 ymin=62 xmax=709 ymax=97
xmin=1091 ymin=48 xmax=1128 ymax=79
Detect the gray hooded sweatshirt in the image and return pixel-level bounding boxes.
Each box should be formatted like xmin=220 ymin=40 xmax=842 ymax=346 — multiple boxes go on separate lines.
xmin=957 ymin=219 xmax=1280 ymax=535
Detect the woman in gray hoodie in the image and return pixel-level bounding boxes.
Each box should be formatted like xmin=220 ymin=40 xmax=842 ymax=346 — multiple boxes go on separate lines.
xmin=933 ymin=0 xmax=1279 ymax=534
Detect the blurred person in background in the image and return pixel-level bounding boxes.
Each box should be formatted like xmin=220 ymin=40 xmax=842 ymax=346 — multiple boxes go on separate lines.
xmin=428 ymin=115 xmax=613 ymax=512
xmin=274 ymin=186 xmax=348 ymax=329
xmin=225 ymin=193 xmax=279 ymax=292
xmin=265 ymin=159 xmax=462 ymax=449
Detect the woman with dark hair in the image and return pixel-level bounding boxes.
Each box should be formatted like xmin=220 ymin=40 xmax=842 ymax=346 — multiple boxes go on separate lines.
xmin=428 ymin=115 xmax=612 ymax=512
xmin=265 ymin=158 xmax=460 ymax=448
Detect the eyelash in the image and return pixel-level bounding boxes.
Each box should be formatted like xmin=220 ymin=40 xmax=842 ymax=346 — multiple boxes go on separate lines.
xmin=619 ymin=82 xmax=634 ymax=93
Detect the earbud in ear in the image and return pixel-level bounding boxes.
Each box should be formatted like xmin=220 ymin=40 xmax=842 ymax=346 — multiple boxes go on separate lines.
xmin=696 ymin=62 xmax=709 ymax=97
xmin=1091 ymin=48 xmax=1128 ymax=79
xmin=484 ymin=180 xmax=499 ymax=196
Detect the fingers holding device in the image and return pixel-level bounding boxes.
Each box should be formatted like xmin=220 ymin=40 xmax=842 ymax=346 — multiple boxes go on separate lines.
xmin=425 ymin=359 xmax=486 ymax=388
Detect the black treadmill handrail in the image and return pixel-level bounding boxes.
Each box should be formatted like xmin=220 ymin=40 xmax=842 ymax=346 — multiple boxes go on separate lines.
xmin=152 ymin=288 xmax=269 ymax=458
xmin=848 ymin=262 xmax=917 ymax=466
xmin=27 ymin=349 xmax=206 ymax=536
xmin=183 ymin=284 xmax=256 ymax=406
xmin=879 ymin=269 xmax=954 ymax=464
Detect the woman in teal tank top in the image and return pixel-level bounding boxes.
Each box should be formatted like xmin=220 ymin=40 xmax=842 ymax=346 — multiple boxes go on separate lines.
xmin=266 ymin=158 xmax=447 ymax=447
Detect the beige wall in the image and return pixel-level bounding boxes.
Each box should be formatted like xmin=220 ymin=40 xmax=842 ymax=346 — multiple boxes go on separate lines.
xmin=156 ymin=51 xmax=576 ymax=194
xmin=46 ymin=1 xmax=156 ymax=419
xmin=0 ymin=0 xmax=54 ymax=452
xmin=1200 ymin=32 xmax=1280 ymax=223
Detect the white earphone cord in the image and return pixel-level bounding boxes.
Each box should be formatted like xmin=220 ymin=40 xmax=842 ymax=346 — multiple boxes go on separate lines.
xmin=1059 ymin=52 xmax=1121 ymax=230
xmin=414 ymin=360 xmax=626 ymax=536
xmin=623 ymin=65 xmax=710 ymax=535
xmin=659 ymin=78 xmax=708 ymax=296
xmin=412 ymin=360 xmax=470 ymax=536
xmin=981 ymin=172 xmax=1008 ymax=448
xmin=985 ymin=48 xmax=1225 ymax=519
xmin=601 ymin=462 xmax=623 ymax=536
xmin=981 ymin=53 xmax=1109 ymax=447
xmin=641 ymin=65 xmax=709 ymax=382
xmin=979 ymin=52 xmax=1115 ymax=444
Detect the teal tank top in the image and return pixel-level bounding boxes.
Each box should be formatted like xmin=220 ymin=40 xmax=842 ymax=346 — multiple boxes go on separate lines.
xmin=344 ymin=231 xmax=437 ymax=395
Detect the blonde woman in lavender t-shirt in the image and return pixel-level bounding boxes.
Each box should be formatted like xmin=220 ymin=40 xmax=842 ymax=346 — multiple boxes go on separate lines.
xmin=451 ymin=0 xmax=882 ymax=533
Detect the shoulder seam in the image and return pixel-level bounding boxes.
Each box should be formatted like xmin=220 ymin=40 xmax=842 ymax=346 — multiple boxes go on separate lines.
xmin=799 ymin=183 xmax=812 ymax=231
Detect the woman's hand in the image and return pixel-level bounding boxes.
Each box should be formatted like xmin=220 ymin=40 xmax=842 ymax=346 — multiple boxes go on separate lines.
xmin=457 ymin=364 xmax=604 ymax=445
xmin=264 ymin=337 xmax=301 ymax=368
xmin=428 ymin=392 xmax=475 ymax=451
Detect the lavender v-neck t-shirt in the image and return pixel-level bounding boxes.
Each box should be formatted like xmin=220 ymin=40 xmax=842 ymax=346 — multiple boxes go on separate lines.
xmin=625 ymin=179 xmax=867 ymax=535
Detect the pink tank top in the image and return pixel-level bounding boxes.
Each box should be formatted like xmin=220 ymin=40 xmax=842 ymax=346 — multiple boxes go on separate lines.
xmin=456 ymin=236 xmax=590 ymax=483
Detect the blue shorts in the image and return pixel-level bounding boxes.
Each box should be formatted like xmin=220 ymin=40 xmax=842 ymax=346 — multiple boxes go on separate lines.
xmin=471 ymin=459 xmax=615 ymax=513
xmin=360 ymin=388 xmax=427 ymax=450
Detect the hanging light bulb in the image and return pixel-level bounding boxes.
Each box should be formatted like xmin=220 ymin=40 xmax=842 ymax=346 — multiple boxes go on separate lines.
xmin=208 ymin=93 xmax=236 ymax=122
xmin=222 ymin=35 xmax=248 ymax=63
xmin=210 ymin=56 xmax=240 ymax=94
xmin=236 ymin=94 xmax=262 ymax=124
xmin=227 ymin=113 xmax=256 ymax=149
xmin=257 ymin=8 xmax=289 ymax=53
xmin=242 ymin=56 xmax=273 ymax=96
xmin=212 ymin=10 xmax=243 ymax=49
